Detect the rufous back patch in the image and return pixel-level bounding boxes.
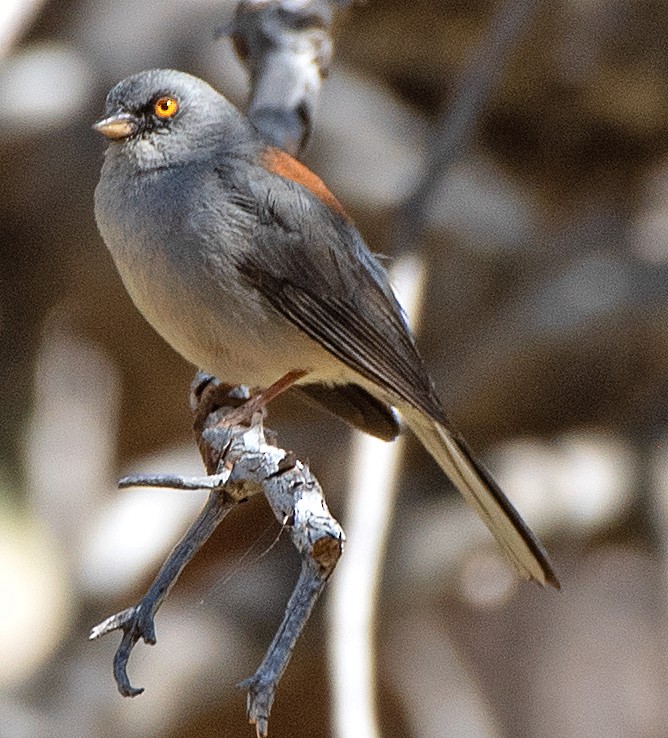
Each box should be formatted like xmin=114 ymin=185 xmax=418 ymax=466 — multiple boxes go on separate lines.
xmin=261 ymin=147 xmax=348 ymax=219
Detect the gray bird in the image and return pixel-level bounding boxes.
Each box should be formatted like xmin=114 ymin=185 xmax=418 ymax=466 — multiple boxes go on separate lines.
xmin=94 ymin=69 xmax=558 ymax=588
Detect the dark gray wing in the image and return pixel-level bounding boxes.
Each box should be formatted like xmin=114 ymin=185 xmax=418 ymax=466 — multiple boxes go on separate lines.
xmin=295 ymin=383 xmax=400 ymax=441
xmin=225 ymin=161 xmax=558 ymax=587
xmin=233 ymin=171 xmax=446 ymax=423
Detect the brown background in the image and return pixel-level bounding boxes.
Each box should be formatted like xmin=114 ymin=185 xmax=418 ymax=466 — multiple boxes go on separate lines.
xmin=2 ymin=1 xmax=668 ymax=736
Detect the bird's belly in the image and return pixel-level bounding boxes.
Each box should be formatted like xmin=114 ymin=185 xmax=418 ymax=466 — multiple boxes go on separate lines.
xmin=113 ymin=249 xmax=344 ymax=390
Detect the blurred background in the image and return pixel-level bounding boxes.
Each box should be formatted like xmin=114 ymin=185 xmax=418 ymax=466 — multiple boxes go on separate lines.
xmin=2 ymin=0 xmax=668 ymax=736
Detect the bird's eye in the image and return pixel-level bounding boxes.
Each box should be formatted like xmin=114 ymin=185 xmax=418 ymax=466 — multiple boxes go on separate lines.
xmin=154 ymin=96 xmax=179 ymax=119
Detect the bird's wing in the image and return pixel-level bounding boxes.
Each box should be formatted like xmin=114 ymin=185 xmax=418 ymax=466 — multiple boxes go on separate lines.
xmin=294 ymin=383 xmax=400 ymax=441
xmin=231 ymin=162 xmax=445 ymax=422
xmin=220 ymin=155 xmax=558 ymax=586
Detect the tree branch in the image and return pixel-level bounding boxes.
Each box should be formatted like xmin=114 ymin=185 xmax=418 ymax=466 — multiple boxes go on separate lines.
xmin=91 ymin=375 xmax=344 ymax=736
xmin=394 ymin=0 xmax=540 ymax=250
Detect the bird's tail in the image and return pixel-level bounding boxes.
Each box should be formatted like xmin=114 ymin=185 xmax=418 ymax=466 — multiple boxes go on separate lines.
xmin=400 ymin=404 xmax=559 ymax=588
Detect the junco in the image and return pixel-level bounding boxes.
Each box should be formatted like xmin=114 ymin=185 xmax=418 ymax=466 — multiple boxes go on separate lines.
xmin=94 ymin=69 xmax=558 ymax=587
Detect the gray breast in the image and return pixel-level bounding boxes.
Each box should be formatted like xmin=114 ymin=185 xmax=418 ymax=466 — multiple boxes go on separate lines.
xmin=94 ymin=155 xmax=342 ymax=387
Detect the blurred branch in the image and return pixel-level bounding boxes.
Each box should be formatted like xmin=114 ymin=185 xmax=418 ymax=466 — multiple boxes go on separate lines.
xmin=229 ymin=0 xmax=350 ymax=155
xmin=91 ymin=375 xmax=344 ymax=737
xmin=329 ymin=254 xmax=425 ymax=738
xmin=394 ymin=0 xmax=540 ymax=249
xmin=0 ymin=0 xmax=47 ymax=57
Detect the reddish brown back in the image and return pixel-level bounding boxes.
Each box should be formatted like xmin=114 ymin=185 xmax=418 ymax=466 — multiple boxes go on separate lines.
xmin=260 ymin=147 xmax=348 ymax=219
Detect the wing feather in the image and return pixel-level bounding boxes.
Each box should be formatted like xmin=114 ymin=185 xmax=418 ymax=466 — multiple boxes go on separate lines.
xmin=232 ymin=180 xmax=445 ymax=422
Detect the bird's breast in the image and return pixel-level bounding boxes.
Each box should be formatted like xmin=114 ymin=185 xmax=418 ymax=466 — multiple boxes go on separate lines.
xmin=94 ymin=164 xmax=344 ymax=388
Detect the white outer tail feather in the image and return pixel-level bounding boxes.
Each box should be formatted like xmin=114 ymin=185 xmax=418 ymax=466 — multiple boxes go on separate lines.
xmin=400 ymin=404 xmax=557 ymax=587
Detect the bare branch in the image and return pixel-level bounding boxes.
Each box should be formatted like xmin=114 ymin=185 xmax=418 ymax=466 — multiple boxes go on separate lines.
xmin=241 ymin=493 xmax=343 ymax=737
xmin=91 ymin=377 xmax=343 ymax=734
xmin=328 ymin=255 xmax=425 ymax=738
xmin=89 ymin=486 xmax=235 ymax=695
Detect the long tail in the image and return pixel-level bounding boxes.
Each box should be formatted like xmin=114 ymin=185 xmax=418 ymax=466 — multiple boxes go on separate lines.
xmin=400 ymin=404 xmax=559 ymax=588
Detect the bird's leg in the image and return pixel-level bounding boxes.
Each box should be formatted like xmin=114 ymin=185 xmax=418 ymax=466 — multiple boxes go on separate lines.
xmin=218 ymin=370 xmax=309 ymax=428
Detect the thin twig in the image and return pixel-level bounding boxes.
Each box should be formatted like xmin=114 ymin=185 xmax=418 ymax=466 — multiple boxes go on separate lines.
xmin=241 ymin=487 xmax=343 ymax=737
xmin=89 ymin=488 xmax=236 ymax=696
xmin=118 ymin=472 xmax=231 ymax=490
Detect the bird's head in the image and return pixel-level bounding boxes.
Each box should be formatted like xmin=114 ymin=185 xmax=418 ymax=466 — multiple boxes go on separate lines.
xmin=94 ymin=69 xmax=249 ymax=170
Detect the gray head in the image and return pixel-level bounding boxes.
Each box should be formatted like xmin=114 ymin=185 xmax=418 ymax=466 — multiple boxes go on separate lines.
xmin=94 ymin=69 xmax=251 ymax=170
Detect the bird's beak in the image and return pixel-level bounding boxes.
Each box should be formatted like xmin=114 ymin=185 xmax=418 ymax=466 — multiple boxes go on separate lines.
xmin=93 ymin=111 xmax=140 ymax=141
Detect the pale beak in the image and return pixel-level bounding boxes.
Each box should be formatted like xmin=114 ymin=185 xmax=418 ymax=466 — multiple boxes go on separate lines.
xmin=93 ymin=111 xmax=140 ymax=140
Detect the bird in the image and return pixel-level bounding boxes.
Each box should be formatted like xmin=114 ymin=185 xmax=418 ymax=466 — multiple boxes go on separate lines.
xmin=93 ymin=69 xmax=558 ymax=588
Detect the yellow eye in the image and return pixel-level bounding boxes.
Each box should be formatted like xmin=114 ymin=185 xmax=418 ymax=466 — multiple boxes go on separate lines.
xmin=154 ymin=96 xmax=179 ymax=119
